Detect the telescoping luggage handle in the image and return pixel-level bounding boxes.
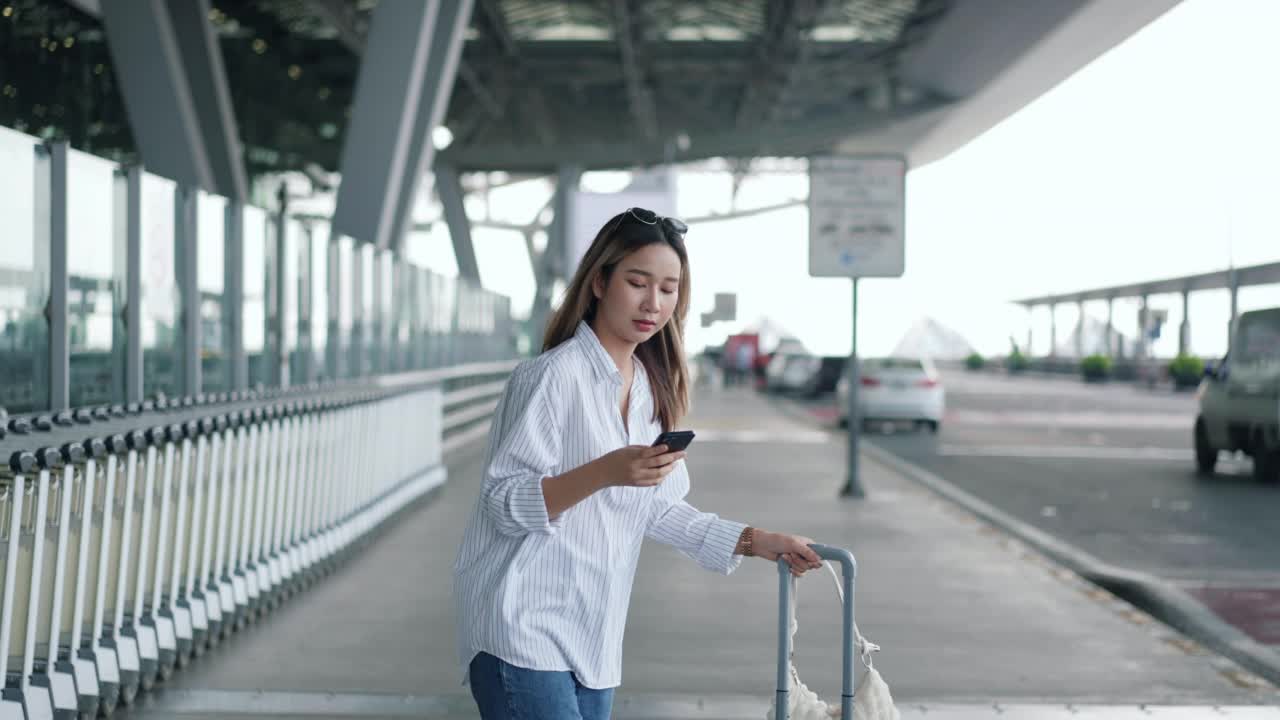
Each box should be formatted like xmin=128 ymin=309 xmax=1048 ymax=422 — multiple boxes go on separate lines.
xmin=776 ymin=543 xmax=857 ymax=720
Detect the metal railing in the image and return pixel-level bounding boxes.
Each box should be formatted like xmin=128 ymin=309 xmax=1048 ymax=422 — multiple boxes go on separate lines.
xmin=0 ymin=359 xmax=516 ymax=719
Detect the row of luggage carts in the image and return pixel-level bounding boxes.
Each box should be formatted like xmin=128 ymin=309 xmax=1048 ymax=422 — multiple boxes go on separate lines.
xmin=0 ymin=382 xmax=444 ymax=719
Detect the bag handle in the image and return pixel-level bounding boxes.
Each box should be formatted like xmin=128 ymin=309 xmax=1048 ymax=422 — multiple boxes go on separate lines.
xmin=816 ymin=562 xmax=880 ymax=669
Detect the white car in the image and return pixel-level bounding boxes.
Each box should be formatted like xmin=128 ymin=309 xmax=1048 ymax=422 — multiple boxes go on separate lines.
xmin=837 ymin=357 xmax=945 ymax=432
xmin=766 ymin=351 xmax=822 ymax=393
xmin=1196 ymin=308 xmax=1280 ymax=483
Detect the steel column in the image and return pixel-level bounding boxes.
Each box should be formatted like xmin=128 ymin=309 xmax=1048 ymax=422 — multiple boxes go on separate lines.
xmin=175 ymin=184 xmax=200 ymax=397
xmin=331 ymin=0 xmax=441 ymax=248
xmin=46 ymin=141 xmax=70 ymax=410
xmin=99 ymin=0 xmax=245 ymax=199
xmin=388 ymin=0 xmax=474 ymax=251
xmin=435 ymin=163 xmax=480 ymax=285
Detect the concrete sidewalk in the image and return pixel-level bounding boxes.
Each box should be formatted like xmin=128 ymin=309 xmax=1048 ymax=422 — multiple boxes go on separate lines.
xmin=130 ymin=386 xmax=1278 ymax=718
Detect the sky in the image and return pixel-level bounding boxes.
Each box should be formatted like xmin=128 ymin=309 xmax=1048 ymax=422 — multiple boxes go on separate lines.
xmin=426 ymin=0 xmax=1280 ymax=359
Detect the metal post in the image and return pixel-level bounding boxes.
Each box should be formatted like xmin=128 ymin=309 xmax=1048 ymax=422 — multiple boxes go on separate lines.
xmin=775 ymin=560 xmax=791 ymax=717
xmin=176 ymin=184 xmax=200 ymax=396
xmin=297 ymin=224 xmax=313 ymax=383
xmin=326 ymin=231 xmax=342 ymax=380
xmin=840 ymin=279 xmax=863 ymax=498
xmin=1075 ymin=300 xmax=1085 ymax=358
xmin=1105 ymin=297 xmax=1114 ymax=357
xmin=48 ymin=141 xmax=70 ymax=410
xmin=1179 ymin=289 xmax=1190 ymax=356
xmin=273 ymin=184 xmax=289 ymax=388
xmin=1138 ymin=294 xmax=1149 ymax=360
xmin=1049 ymin=303 xmax=1057 ymax=359
xmin=1025 ymin=305 xmax=1033 ymax=356
xmin=1228 ymin=268 xmax=1239 ymax=353
xmin=124 ymin=168 xmax=143 ymax=402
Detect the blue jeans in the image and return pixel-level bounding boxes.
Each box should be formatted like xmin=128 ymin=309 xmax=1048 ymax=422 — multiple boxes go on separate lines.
xmin=469 ymin=652 xmax=615 ymax=720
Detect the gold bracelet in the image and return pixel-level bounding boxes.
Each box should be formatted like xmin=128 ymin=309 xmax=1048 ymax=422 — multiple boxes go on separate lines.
xmin=738 ymin=526 xmax=754 ymax=557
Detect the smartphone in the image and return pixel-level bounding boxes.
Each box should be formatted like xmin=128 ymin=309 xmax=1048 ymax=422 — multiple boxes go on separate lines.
xmin=652 ymin=430 xmax=695 ymax=452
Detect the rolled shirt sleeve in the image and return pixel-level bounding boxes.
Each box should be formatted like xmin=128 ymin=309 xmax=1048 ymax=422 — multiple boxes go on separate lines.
xmin=480 ymin=364 xmax=565 ymax=536
xmin=644 ymin=462 xmax=747 ymax=574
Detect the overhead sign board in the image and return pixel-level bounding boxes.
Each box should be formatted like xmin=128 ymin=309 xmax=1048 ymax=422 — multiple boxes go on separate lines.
xmin=808 ymin=155 xmax=906 ymax=278
xmin=700 ymin=292 xmax=737 ymax=328
xmin=713 ymin=292 xmax=736 ymax=320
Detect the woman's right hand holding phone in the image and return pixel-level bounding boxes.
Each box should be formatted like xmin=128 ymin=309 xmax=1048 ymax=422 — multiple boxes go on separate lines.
xmin=596 ymin=445 xmax=685 ymax=488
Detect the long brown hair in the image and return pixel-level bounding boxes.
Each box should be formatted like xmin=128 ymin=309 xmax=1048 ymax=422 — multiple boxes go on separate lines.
xmin=542 ymin=211 xmax=691 ymax=432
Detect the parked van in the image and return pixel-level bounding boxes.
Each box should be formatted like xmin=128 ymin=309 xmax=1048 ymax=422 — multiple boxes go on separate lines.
xmin=1195 ymin=308 xmax=1280 ymax=482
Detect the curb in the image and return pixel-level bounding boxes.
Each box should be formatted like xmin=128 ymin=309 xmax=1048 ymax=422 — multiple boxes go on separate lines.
xmin=860 ymin=440 xmax=1280 ymax=688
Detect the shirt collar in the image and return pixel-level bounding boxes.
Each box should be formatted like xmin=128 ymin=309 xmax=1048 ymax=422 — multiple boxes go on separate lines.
xmin=575 ymin=320 xmax=625 ymax=383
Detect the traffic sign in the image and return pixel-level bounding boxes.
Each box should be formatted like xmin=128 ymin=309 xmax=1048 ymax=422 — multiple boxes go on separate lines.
xmin=808 ymin=155 xmax=906 ymax=278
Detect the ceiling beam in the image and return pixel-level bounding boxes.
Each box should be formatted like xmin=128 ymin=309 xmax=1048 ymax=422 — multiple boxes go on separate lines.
xmin=736 ymin=0 xmax=832 ymax=130
xmin=764 ymin=0 xmax=835 ymax=126
xmin=471 ymin=0 xmax=556 ymax=146
xmin=475 ymin=0 xmax=518 ymax=56
xmin=310 ymin=0 xmax=502 ymax=120
xmin=612 ymin=0 xmax=658 ymax=142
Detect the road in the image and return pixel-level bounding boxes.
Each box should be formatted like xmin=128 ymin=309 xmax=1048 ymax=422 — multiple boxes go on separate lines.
xmin=798 ymin=368 xmax=1280 ymax=646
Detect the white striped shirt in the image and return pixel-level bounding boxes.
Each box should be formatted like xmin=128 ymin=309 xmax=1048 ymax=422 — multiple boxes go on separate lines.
xmin=452 ymin=321 xmax=747 ymax=689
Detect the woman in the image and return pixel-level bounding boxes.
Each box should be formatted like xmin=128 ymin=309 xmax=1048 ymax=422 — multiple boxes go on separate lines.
xmin=453 ymin=207 xmax=824 ymax=720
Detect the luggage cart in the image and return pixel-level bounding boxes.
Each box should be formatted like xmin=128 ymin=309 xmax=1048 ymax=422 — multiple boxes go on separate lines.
xmin=50 ymin=411 xmax=102 ymax=719
xmin=1 ymin=431 xmax=36 ymax=720
xmin=775 ymin=544 xmax=858 ymax=720
xmin=107 ymin=421 xmax=149 ymax=705
xmin=0 ymin=375 xmax=447 ymax=718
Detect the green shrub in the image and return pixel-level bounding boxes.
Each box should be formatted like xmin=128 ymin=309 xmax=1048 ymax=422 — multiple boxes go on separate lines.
xmin=1007 ymin=349 xmax=1028 ymax=373
xmin=965 ymin=352 xmax=985 ymax=370
xmin=1080 ymin=354 xmax=1112 ymax=381
xmin=1168 ymin=354 xmax=1204 ymax=387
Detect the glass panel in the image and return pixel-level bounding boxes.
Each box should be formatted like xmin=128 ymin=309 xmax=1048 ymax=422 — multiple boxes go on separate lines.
xmin=243 ymin=206 xmax=268 ymax=388
xmin=309 ymin=222 xmax=329 ymax=378
xmin=394 ymin=262 xmax=411 ymax=371
xmin=197 ymin=191 xmax=227 ymax=394
xmin=0 ymin=128 xmax=49 ymax=413
xmin=1236 ymin=309 xmax=1280 ymax=366
xmin=67 ymin=149 xmax=118 ymax=407
xmin=140 ymin=173 xmax=178 ymax=399
xmin=436 ymin=273 xmax=456 ymax=367
xmin=378 ymin=250 xmax=392 ymax=373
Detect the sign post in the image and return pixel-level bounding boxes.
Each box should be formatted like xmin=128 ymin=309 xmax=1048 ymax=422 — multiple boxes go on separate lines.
xmin=807 ymin=155 xmax=907 ymax=498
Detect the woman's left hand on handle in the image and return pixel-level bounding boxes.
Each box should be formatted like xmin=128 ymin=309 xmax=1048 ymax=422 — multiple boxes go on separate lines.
xmin=754 ymin=531 xmax=823 ymax=576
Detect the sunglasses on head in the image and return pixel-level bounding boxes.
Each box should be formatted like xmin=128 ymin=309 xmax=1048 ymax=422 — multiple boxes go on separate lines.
xmin=616 ymin=207 xmax=689 ymax=238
